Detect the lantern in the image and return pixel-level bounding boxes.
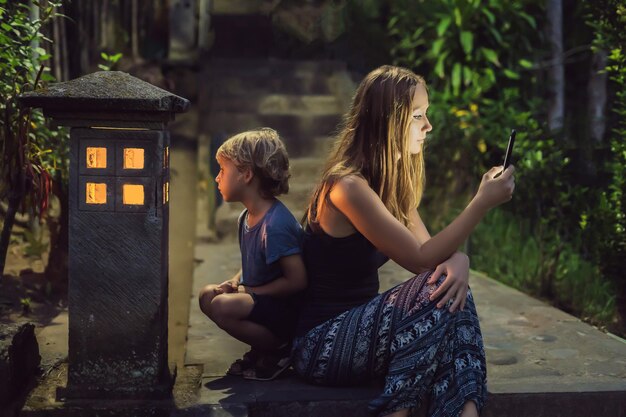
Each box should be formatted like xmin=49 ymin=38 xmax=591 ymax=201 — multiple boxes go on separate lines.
xmin=19 ymin=71 xmax=189 ymax=399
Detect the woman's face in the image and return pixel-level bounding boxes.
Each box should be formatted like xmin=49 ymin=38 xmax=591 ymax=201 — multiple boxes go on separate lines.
xmin=408 ymin=84 xmax=432 ymax=155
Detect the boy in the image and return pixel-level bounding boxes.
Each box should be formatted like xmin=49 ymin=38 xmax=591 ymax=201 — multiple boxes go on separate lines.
xmin=198 ymin=128 xmax=306 ymax=380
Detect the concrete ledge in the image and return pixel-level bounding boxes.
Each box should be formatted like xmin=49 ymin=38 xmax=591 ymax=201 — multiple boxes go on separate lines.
xmin=485 ymin=391 xmax=625 ymax=417
xmin=187 ymin=373 xmax=626 ymax=417
xmin=189 ymin=240 xmax=626 ymax=417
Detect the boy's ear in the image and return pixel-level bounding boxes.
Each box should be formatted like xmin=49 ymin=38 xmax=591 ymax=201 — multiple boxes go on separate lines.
xmin=242 ymin=168 xmax=254 ymax=184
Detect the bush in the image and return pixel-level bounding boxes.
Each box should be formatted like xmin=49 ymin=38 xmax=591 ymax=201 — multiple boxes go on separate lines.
xmin=0 ymin=0 xmax=69 ymax=279
xmin=388 ymin=0 xmax=621 ymax=332
xmin=471 ymin=210 xmax=616 ymax=327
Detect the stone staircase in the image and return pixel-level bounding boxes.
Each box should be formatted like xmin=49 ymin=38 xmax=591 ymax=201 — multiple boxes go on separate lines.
xmin=196 ymin=58 xmax=354 ymax=239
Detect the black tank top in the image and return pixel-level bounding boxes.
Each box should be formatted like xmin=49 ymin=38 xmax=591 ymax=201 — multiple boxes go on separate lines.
xmin=295 ymin=224 xmax=388 ymax=336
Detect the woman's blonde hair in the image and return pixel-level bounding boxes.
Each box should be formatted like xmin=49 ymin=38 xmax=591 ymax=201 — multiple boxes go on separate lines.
xmin=217 ymin=128 xmax=290 ymax=198
xmin=306 ymin=65 xmax=427 ymax=227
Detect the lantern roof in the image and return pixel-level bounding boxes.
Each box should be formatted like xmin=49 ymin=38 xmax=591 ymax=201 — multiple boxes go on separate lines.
xmin=18 ymin=71 xmax=189 ymax=129
xmin=19 ymin=71 xmax=189 ymax=113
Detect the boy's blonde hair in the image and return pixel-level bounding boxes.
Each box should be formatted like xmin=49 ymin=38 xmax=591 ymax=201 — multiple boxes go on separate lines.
xmin=216 ymin=128 xmax=290 ymax=198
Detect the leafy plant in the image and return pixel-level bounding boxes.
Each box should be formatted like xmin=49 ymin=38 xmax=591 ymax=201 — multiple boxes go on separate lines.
xmin=389 ymin=0 xmax=541 ymax=98
xmin=582 ymin=0 xmax=626 ymax=330
xmin=471 ymin=210 xmax=617 ymax=327
xmin=0 ymin=0 xmax=68 ymax=278
xmin=20 ymin=296 xmax=31 ymax=314
xmin=389 ymin=0 xmax=622 ymax=333
xmin=389 ymin=0 xmax=547 ymax=211
xmin=98 ymin=52 xmax=123 ymax=71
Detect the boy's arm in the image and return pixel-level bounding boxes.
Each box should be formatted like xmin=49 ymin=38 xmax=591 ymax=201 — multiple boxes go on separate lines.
xmin=243 ymin=254 xmax=307 ymax=297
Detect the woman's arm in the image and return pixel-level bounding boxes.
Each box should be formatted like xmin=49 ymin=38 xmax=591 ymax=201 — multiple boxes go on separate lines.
xmin=330 ymin=166 xmax=514 ymax=273
xmin=244 ymin=254 xmax=307 ymax=297
xmin=409 ymin=209 xmax=472 ymax=311
xmin=408 ymin=208 xmax=431 ymax=244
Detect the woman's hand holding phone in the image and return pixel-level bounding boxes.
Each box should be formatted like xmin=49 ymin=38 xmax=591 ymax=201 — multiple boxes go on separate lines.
xmin=475 ymin=165 xmax=516 ymax=210
xmin=473 ymin=129 xmax=517 ymax=210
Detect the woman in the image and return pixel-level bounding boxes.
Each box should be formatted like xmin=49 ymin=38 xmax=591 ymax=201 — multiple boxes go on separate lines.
xmin=292 ymin=65 xmax=515 ymax=417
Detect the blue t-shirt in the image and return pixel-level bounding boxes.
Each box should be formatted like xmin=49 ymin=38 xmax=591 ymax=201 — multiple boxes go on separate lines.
xmin=238 ymin=200 xmax=303 ymax=287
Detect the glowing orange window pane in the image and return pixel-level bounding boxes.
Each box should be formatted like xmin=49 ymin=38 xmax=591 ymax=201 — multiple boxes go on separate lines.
xmin=124 ymin=148 xmax=144 ymax=169
xmin=86 ymin=183 xmax=107 ymax=204
xmin=163 ymin=147 xmax=169 ymax=169
xmin=163 ymin=181 xmax=169 ymax=204
xmin=123 ymin=184 xmax=144 ymax=205
xmin=86 ymin=147 xmax=107 ymax=168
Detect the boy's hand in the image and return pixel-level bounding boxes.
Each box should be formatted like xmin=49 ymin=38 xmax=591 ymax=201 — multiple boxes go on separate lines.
xmin=215 ymin=279 xmax=238 ymax=294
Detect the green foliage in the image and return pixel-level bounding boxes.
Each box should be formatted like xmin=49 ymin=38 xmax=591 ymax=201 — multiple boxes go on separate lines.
xmin=23 ymin=228 xmax=48 ymax=258
xmin=98 ymin=52 xmax=123 ymax=71
xmin=0 ymin=1 xmax=69 ymax=275
xmin=0 ymin=0 xmax=69 ymax=209
xmin=581 ymin=0 xmax=626 ymax=321
xmin=390 ymin=0 xmax=621 ymax=331
xmin=389 ymin=0 xmax=540 ymax=98
xmin=389 ymin=0 xmax=547 ymax=211
xmin=20 ymin=296 xmax=32 ymax=314
xmin=472 ymin=210 xmax=616 ymax=326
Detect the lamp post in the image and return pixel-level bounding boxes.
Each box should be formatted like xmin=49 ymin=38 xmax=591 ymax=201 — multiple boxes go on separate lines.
xmin=19 ymin=71 xmax=189 ymax=399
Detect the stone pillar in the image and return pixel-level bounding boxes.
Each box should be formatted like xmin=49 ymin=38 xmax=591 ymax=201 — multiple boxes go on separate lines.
xmin=19 ymin=71 xmax=189 ymax=400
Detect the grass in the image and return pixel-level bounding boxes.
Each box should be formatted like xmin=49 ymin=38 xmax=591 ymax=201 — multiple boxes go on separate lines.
xmin=469 ymin=210 xmax=617 ymax=330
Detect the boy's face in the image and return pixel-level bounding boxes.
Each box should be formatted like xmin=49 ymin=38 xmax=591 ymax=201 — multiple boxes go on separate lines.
xmin=215 ymin=156 xmax=248 ymax=202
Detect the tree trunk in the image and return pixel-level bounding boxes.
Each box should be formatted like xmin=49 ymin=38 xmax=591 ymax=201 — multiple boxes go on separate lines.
xmin=52 ymin=6 xmax=62 ymax=81
xmin=546 ymin=0 xmax=564 ymax=133
xmin=132 ymin=0 xmax=139 ymax=60
xmin=198 ymin=0 xmax=211 ymax=51
xmin=29 ymin=0 xmax=40 ymax=69
xmin=588 ymin=49 xmax=608 ymax=143
xmin=60 ymin=4 xmax=69 ymax=81
xmin=0 ymin=196 xmax=21 ymax=277
xmin=101 ymin=0 xmax=109 ymax=48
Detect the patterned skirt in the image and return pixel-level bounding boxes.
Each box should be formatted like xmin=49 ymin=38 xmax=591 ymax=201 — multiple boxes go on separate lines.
xmin=292 ymin=271 xmax=487 ymax=417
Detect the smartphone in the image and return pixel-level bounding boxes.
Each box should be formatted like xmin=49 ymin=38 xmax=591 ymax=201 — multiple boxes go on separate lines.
xmin=502 ymin=129 xmax=516 ymax=170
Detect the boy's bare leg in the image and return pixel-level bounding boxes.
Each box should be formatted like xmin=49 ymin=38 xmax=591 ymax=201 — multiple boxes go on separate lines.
xmin=198 ymin=284 xmax=220 ymax=316
xmin=208 ymin=293 xmax=282 ymax=351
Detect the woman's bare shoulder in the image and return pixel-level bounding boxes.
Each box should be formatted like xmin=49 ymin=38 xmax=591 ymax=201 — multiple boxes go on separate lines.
xmin=330 ymin=174 xmax=371 ymax=202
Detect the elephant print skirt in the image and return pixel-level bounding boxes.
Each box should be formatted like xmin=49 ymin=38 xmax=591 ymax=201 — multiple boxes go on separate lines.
xmin=292 ymin=271 xmax=487 ymax=417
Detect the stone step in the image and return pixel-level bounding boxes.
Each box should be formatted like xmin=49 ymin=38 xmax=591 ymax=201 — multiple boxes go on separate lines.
xmin=211 ymin=0 xmax=268 ymax=15
xmin=208 ymin=73 xmax=335 ymax=96
xmin=206 ymin=112 xmax=341 ymax=157
xmin=289 ymin=156 xmax=326 ymax=183
xmin=206 ymin=59 xmax=352 ymax=98
xmin=209 ymin=94 xmax=342 ymax=116
xmin=208 ymin=58 xmax=347 ymax=76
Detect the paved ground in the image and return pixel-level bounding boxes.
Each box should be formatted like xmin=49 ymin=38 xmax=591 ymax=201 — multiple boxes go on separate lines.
xmin=187 ymin=229 xmax=626 ymax=417
xmin=24 ymin=142 xmax=626 ymax=417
